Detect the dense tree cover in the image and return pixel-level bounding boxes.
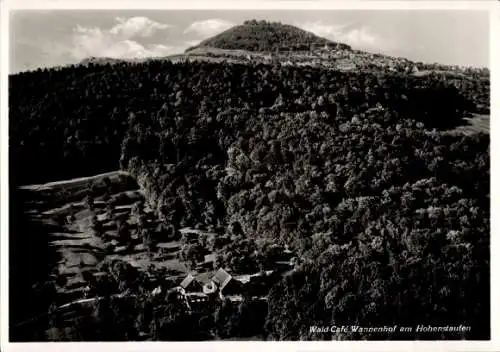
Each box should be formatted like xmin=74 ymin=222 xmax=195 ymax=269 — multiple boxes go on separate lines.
xmin=10 ymin=58 xmax=487 ymax=185
xmin=231 ymin=113 xmax=487 ymax=340
xmin=121 ymin=92 xmax=489 ymax=339
xmin=186 ymin=20 xmax=351 ymax=53
xmin=10 ymin=40 xmax=490 ymax=340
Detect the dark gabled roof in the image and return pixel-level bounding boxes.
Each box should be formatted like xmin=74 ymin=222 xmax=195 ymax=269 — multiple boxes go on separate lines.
xmin=212 ymin=268 xmax=232 ymax=289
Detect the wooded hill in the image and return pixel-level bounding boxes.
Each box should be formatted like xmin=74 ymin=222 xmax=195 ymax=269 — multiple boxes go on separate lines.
xmin=186 ymin=20 xmax=351 ymax=52
xmin=9 ymin=20 xmax=490 ymax=341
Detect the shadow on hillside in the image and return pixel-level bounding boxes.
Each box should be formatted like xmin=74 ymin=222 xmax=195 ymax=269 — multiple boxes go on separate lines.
xmin=402 ymin=86 xmax=477 ymax=130
xmin=9 ymin=187 xmax=63 ymax=341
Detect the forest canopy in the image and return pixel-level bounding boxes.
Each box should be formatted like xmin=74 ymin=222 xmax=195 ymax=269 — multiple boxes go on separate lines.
xmin=9 ymin=60 xmax=488 ymax=185
xmin=9 ymin=22 xmax=490 ymax=340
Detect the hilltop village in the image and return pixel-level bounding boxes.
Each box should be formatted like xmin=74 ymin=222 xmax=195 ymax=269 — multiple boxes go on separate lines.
xmin=178 ymin=43 xmax=487 ymax=77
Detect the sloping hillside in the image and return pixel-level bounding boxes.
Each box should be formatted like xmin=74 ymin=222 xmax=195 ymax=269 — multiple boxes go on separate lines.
xmin=10 ymin=171 xmax=189 ymax=340
xmin=186 ymin=20 xmax=351 ymax=53
xmin=9 ymin=19 xmax=490 ymax=341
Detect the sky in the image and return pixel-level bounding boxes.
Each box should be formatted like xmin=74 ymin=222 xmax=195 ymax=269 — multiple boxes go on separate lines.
xmin=9 ymin=9 xmax=490 ymax=73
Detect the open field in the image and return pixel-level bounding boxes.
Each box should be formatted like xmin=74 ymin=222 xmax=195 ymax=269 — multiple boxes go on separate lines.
xmin=444 ymin=114 xmax=490 ymax=135
xmin=20 ymin=171 xmax=132 ymax=192
xmin=13 ymin=170 xmax=291 ymax=341
xmin=18 ymin=171 xmax=189 ymax=304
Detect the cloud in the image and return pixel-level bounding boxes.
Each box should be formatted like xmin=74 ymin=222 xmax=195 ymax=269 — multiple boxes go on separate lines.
xmin=299 ymin=21 xmax=390 ymax=51
xmin=184 ymin=19 xmax=234 ymax=37
xmin=110 ymin=16 xmax=171 ymax=38
xmin=186 ymin=40 xmax=201 ymax=47
xmin=69 ymin=16 xmax=174 ymax=60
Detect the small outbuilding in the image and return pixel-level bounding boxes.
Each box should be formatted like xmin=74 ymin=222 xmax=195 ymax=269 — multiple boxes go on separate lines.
xmin=179 ymin=274 xmax=203 ymax=293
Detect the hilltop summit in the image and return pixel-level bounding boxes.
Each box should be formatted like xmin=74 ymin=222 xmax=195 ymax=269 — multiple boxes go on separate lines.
xmin=186 ymin=19 xmax=351 ymax=53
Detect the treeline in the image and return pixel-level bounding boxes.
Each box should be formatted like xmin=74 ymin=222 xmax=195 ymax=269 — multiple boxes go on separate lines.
xmin=51 ymin=293 xmax=268 ymax=341
xmin=32 ymin=259 xmax=268 ymax=341
xmin=10 ymin=60 xmax=488 ymax=185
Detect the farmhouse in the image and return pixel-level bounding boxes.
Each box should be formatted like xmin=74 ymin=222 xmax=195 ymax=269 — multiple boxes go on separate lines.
xmin=197 ymin=253 xmax=216 ymax=270
xmin=177 ymin=268 xmax=241 ymax=302
xmin=179 ymin=227 xmax=218 ymax=244
xmin=204 ymin=253 xmax=216 ymax=264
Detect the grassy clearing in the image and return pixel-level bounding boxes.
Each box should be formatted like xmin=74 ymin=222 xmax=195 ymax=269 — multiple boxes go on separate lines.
xmin=412 ymin=70 xmax=468 ymax=78
xmin=19 ymin=171 xmax=188 ymax=303
xmin=19 ymin=171 xmax=139 ymax=210
xmin=444 ymin=114 xmax=490 ymax=135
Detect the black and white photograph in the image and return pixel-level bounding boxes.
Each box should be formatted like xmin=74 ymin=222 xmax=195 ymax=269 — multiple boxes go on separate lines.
xmin=1 ymin=0 xmax=498 ymax=350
